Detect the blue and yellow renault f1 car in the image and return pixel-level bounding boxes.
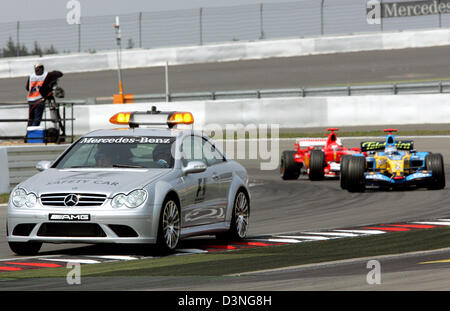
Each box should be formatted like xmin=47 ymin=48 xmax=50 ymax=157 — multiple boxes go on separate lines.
xmin=340 ymin=129 xmax=446 ymax=192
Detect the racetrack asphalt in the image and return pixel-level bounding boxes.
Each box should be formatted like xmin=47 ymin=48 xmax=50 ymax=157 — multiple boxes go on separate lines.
xmin=0 ymin=137 xmax=449 ymax=290
xmin=3 ymin=45 xmax=450 ymax=102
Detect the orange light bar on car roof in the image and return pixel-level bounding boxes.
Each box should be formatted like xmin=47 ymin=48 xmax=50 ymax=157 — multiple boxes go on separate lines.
xmin=168 ymin=112 xmax=194 ymax=125
xmin=110 ymin=112 xmax=132 ymax=125
xmin=109 ymin=110 xmax=194 ymax=128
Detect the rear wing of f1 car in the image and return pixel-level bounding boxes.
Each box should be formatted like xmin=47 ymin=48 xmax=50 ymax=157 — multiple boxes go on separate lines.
xmin=295 ymin=138 xmax=343 ymax=149
xmin=360 ymin=140 xmax=414 ymax=152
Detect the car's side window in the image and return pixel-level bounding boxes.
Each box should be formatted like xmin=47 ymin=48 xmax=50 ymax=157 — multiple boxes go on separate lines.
xmin=202 ymin=138 xmax=225 ymax=166
xmin=181 ymin=135 xmax=205 ymax=166
xmin=181 ymin=135 xmax=226 ymax=167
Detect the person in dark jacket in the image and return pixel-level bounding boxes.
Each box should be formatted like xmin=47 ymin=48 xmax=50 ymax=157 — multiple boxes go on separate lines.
xmin=26 ymin=63 xmax=63 ymax=126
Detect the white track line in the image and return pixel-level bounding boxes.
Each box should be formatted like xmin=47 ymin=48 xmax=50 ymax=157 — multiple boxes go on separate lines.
xmin=87 ymin=255 xmax=138 ymax=261
xmin=412 ymin=221 xmax=450 ymax=226
xmin=176 ymin=249 xmax=208 ymax=254
xmin=252 ymin=238 xmax=304 ymax=243
xmin=333 ymin=229 xmax=386 ymax=235
xmin=275 ymin=235 xmax=330 ymax=241
xmin=39 ymin=258 xmax=101 ymax=264
xmin=300 ymin=232 xmax=361 ymax=237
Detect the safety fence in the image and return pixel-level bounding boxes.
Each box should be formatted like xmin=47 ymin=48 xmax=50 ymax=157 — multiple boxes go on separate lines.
xmin=2 ymin=0 xmax=450 ymax=56
xmin=0 ymin=102 xmax=76 ymax=143
xmin=93 ymin=80 xmax=450 ymax=104
xmin=1 ymin=80 xmax=450 ymax=107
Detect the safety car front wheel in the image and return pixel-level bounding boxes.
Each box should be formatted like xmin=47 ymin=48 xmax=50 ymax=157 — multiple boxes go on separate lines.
xmin=156 ymin=196 xmax=181 ymax=253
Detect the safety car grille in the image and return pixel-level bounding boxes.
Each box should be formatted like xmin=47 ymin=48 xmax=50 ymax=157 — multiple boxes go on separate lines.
xmin=37 ymin=223 xmax=106 ymax=237
xmin=40 ymin=193 xmax=107 ymax=207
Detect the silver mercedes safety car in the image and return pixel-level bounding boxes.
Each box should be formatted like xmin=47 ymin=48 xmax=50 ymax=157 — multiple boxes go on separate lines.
xmin=7 ymin=109 xmax=250 ymax=255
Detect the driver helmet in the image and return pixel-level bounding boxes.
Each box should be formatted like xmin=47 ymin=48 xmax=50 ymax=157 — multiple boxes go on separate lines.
xmin=152 ymin=143 xmax=174 ymax=168
xmin=385 ymin=144 xmax=398 ymax=155
xmin=331 ymin=144 xmax=340 ymax=151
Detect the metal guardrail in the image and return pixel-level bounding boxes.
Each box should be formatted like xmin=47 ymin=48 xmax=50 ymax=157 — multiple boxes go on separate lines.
xmin=1 ymin=81 xmax=450 ymax=107
xmin=123 ymin=80 xmax=450 ymax=103
xmin=0 ymin=101 xmax=76 ymax=143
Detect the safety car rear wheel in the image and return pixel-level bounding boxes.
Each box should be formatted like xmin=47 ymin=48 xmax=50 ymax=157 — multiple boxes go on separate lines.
xmin=340 ymin=155 xmax=352 ymax=190
xmin=347 ymin=157 xmax=366 ymax=192
xmin=426 ymin=153 xmax=446 ymax=190
xmin=216 ymin=190 xmax=250 ymax=241
xmin=280 ymin=151 xmax=301 ymax=180
xmin=309 ymin=150 xmax=325 ymax=181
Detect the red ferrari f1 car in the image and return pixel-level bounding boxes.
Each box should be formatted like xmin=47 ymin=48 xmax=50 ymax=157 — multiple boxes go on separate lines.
xmin=280 ymin=128 xmax=361 ymax=181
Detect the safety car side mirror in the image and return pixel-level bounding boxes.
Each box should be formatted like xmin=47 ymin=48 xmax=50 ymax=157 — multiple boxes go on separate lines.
xmin=182 ymin=161 xmax=207 ymax=175
xmin=36 ymin=161 xmax=52 ymax=171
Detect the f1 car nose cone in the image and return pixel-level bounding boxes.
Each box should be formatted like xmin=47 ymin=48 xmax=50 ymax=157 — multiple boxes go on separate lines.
xmin=64 ymin=194 xmax=79 ymax=207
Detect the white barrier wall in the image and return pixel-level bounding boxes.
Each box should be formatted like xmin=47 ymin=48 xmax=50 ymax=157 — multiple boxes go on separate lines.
xmin=0 ymin=94 xmax=449 ymax=137
xmin=2 ymin=28 xmax=450 ymax=78
xmin=0 ymin=145 xmax=68 ymax=193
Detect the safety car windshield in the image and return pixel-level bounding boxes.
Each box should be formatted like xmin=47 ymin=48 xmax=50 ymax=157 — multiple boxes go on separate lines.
xmin=54 ymin=136 xmax=176 ymax=169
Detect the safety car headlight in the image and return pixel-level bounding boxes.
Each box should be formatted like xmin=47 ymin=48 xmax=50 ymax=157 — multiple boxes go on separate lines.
xmin=112 ymin=189 xmax=147 ymax=208
xmin=25 ymin=193 xmax=38 ymax=207
xmin=12 ymin=189 xmax=37 ymax=208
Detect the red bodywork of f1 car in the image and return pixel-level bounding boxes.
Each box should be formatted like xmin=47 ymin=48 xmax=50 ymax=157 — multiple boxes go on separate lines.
xmin=280 ymin=128 xmax=361 ymax=180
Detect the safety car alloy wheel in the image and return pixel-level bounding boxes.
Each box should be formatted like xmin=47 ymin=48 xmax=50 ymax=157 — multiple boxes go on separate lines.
xmin=234 ymin=191 xmax=249 ymax=239
xmin=216 ymin=190 xmax=250 ymax=241
xmin=158 ymin=198 xmax=181 ymax=251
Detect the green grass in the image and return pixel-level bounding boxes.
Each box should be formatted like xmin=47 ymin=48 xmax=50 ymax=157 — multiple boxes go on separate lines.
xmin=1 ymin=227 xmax=449 ymax=279
xmin=0 ymin=193 xmax=9 ymax=204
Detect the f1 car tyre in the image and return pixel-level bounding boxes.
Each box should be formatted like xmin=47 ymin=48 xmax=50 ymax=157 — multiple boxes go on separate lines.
xmin=309 ymin=150 xmax=325 ymax=181
xmin=156 ymin=196 xmax=181 ymax=252
xmin=8 ymin=241 xmax=42 ymax=256
xmin=280 ymin=150 xmax=301 ymax=180
xmin=347 ymin=156 xmax=366 ymax=192
xmin=425 ymin=153 xmax=446 ymax=190
xmin=217 ymin=190 xmax=250 ymax=241
xmin=340 ymin=155 xmax=352 ymax=190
